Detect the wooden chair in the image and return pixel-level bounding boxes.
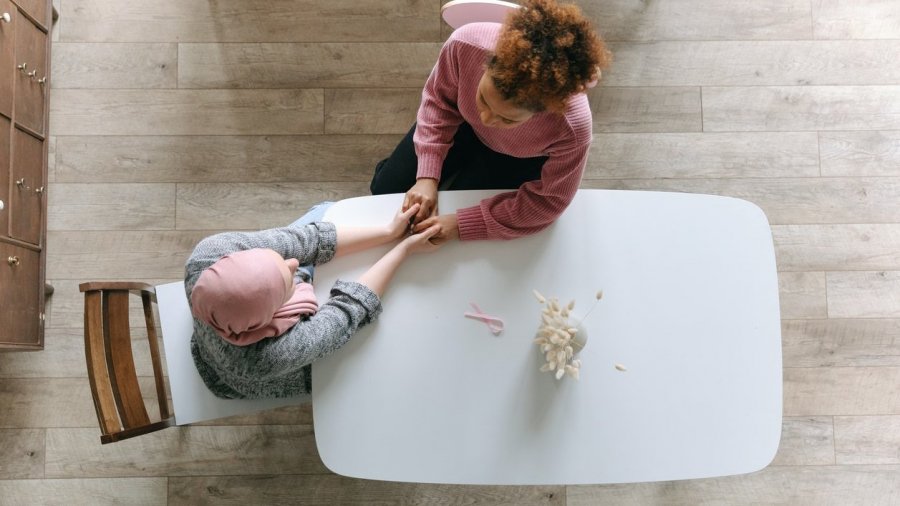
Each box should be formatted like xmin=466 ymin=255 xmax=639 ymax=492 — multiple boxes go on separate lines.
xmin=80 ymin=281 xmax=173 ymax=444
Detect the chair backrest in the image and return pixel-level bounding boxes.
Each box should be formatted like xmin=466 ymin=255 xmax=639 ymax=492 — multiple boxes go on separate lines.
xmin=80 ymin=281 xmax=173 ymax=444
xmin=441 ymin=0 xmax=519 ymax=30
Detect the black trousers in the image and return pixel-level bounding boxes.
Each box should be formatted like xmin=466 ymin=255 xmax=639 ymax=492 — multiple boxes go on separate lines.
xmin=369 ymin=122 xmax=548 ymax=194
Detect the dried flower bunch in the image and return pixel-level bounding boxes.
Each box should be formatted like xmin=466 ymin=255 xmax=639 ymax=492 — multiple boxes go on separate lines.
xmin=532 ymin=289 xmax=603 ymax=380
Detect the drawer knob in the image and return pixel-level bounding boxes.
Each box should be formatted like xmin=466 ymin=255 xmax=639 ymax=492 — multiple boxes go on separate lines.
xmin=1 ymin=12 xmax=10 ymax=23
xmin=7 ymin=256 xmax=20 ymax=267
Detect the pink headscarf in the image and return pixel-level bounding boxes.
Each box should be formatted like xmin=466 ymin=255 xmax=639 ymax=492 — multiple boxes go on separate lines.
xmin=190 ymin=249 xmax=318 ymax=346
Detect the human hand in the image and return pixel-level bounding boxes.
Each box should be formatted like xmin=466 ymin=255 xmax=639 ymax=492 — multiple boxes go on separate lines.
xmin=403 ymin=178 xmax=439 ymax=225
xmin=387 ymin=203 xmax=421 ymax=239
xmin=399 ymin=223 xmax=443 ymax=254
xmin=413 ymin=214 xmax=459 ymax=245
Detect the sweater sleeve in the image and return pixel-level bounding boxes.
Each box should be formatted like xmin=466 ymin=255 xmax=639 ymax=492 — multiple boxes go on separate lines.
xmin=456 ymin=138 xmax=590 ymax=240
xmin=184 ymin=222 xmax=337 ymax=289
xmin=212 ymin=280 xmax=382 ymax=383
xmin=413 ymin=36 xmax=466 ymax=181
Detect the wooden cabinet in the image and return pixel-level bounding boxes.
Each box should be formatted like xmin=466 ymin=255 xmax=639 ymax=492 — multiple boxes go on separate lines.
xmin=10 ymin=0 xmax=47 ymax=28
xmin=0 ymin=2 xmax=14 ymax=119
xmin=1 ymin=242 xmax=41 ymax=347
xmin=0 ymin=0 xmax=51 ymax=350
xmin=0 ymin=115 xmax=9 ymax=239
xmin=9 ymin=127 xmax=43 ymax=244
xmin=13 ymin=9 xmax=46 ymax=135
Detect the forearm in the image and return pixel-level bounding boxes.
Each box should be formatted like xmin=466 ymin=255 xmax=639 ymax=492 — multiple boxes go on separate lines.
xmin=414 ymin=39 xmax=464 ymax=180
xmin=456 ymin=150 xmax=587 ymax=240
xmin=356 ymin=244 xmax=409 ymax=297
xmin=334 ymin=225 xmax=393 ymax=258
xmin=245 ymin=281 xmax=382 ymax=378
xmin=186 ymin=224 xmax=334 ymax=284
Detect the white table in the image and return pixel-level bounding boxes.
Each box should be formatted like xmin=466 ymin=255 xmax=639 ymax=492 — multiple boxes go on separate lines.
xmin=312 ymin=189 xmax=782 ymax=485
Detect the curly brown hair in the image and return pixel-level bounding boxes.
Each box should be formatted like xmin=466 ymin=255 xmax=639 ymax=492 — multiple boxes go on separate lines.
xmin=487 ymin=0 xmax=611 ymax=113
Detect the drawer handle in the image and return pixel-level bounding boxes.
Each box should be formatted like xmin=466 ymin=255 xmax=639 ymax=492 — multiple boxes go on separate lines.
xmin=7 ymin=256 xmax=20 ymax=267
xmin=2 ymin=12 xmax=10 ymax=23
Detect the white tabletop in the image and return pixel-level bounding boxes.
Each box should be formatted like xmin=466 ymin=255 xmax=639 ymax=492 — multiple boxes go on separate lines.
xmin=312 ymin=189 xmax=782 ymax=485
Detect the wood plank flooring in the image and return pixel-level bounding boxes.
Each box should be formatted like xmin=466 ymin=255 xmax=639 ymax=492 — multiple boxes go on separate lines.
xmin=1 ymin=0 xmax=898 ymax=503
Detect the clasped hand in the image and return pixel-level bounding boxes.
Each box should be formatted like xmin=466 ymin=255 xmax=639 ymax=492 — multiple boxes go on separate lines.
xmin=401 ymin=178 xmax=459 ymax=244
xmin=388 ymin=203 xmax=443 ymax=254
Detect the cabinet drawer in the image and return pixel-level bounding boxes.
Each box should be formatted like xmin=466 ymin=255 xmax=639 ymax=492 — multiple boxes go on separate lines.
xmin=0 ymin=240 xmax=42 ymax=348
xmin=9 ymin=127 xmax=42 ymax=245
xmin=0 ymin=115 xmax=9 ymax=237
xmin=13 ymin=13 xmax=45 ymax=135
xmin=0 ymin=0 xmax=13 ymax=118
xmin=10 ymin=0 xmax=45 ymax=28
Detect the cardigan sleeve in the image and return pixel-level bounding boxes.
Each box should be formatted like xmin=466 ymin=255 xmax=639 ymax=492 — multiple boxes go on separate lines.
xmin=184 ymin=221 xmax=337 ymax=290
xmin=205 ymin=280 xmax=382 ymax=383
xmin=455 ymin=136 xmax=590 ymax=240
xmin=413 ymin=35 xmax=467 ymax=181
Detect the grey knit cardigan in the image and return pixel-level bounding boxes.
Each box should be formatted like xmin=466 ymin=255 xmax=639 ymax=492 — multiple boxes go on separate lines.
xmin=184 ymin=221 xmax=382 ymax=399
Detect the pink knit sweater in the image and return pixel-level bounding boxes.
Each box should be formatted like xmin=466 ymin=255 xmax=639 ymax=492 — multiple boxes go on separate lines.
xmin=414 ymin=22 xmax=593 ymax=241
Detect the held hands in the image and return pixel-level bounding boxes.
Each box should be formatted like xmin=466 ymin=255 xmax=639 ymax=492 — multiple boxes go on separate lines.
xmin=403 ymin=178 xmax=439 ymax=225
xmin=398 ymin=224 xmax=443 ymax=255
xmin=388 ymin=203 xmax=445 ymax=253
xmin=413 ymin=214 xmax=459 ymax=245
xmin=401 ymin=179 xmax=459 ymax=245
xmin=387 ymin=203 xmax=422 ymax=239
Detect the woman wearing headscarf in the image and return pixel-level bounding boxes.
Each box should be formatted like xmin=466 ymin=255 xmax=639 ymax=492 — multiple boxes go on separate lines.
xmin=186 ymin=202 xmax=441 ymax=399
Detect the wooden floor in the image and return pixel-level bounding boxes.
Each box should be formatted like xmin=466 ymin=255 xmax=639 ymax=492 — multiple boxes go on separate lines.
xmin=2 ymin=0 xmax=900 ymax=503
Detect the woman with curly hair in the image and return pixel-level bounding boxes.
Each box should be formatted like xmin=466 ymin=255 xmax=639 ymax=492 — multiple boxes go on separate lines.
xmin=369 ymin=0 xmax=611 ymax=242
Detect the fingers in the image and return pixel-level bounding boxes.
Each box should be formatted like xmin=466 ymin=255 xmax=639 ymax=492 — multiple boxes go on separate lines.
xmin=420 ymin=223 xmax=441 ymax=240
xmin=412 ymin=216 xmax=438 ymax=234
xmin=415 ymin=199 xmax=433 ymax=223
xmin=404 ymin=178 xmax=439 ymax=223
xmin=416 ymin=222 xmax=446 ymax=246
xmin=399 ymin=203 xmax=419 ymax=236
xmin=404 ymin=223 xmax=444 ymax=251
xmin=400 ymin=203 xmax=420 ymax=221
xmin=402 ymin=187 xmax=419 ymax=212
xmin=403 ymin=192 xmax=433 ymax=224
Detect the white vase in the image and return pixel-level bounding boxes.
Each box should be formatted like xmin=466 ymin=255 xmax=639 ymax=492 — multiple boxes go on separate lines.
xmin=569 ymin=320 xmax=588 ymax=353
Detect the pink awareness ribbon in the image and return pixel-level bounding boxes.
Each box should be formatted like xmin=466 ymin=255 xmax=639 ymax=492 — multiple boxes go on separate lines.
xmin=464 ymin=302 xmax=504 ymax=336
